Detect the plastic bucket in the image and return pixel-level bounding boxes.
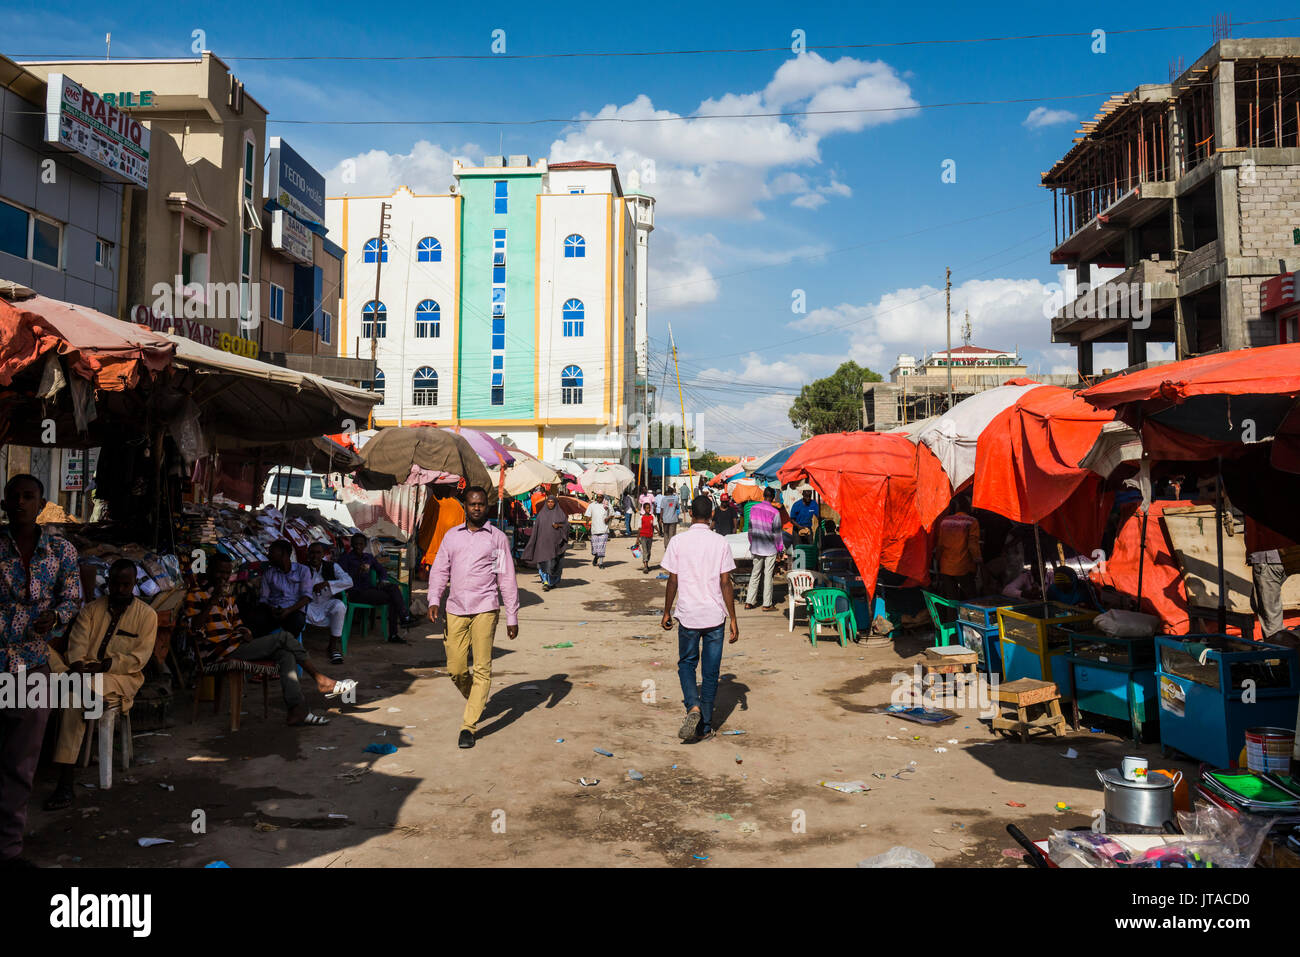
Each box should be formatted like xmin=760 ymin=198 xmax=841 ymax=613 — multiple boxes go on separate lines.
xmin=1245 ymin=727 xmax=1295 ymax=774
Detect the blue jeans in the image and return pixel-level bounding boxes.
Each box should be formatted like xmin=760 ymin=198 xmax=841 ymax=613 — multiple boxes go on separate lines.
xmin=624 ymin=511 xmax=634 ymax=536
xmin=677 ymin=622 xmax=725 ymax=725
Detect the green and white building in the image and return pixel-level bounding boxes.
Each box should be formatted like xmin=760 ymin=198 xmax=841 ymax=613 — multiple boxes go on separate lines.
xmin=326 ymin=157 xmax=654 ymax=463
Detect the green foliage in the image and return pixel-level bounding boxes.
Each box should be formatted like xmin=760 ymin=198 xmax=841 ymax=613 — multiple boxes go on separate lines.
xmin=788 ymin=361 xmax=883 ymax=435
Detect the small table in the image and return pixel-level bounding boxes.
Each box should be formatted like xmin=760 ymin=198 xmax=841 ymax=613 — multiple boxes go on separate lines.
xmin=992 ymin=678 xmax=1067 ymax=742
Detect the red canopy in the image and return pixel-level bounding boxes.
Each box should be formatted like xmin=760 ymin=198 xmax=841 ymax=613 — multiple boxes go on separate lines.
xmin=778 ymin=432 xmax=947 ymax=594
xmin=973 ymin=385 xmax=1115 ymax=554
xmin=0 ymin=295 xmax=173 ymax=389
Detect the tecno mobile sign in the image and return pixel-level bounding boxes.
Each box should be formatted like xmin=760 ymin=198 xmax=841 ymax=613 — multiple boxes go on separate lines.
xmin=45 ymin=72 xmax=150 ymax=188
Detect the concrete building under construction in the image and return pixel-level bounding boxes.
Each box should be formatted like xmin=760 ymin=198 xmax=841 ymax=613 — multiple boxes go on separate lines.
xmin=1043 ymin=37 xmax=1300 ymax=373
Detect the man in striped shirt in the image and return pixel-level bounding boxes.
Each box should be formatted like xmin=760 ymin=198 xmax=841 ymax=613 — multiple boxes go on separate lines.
xmin=745 ymin=486 xmax=784 ymax=610
xmin=183 ymin=555 xmax=354 ymax=726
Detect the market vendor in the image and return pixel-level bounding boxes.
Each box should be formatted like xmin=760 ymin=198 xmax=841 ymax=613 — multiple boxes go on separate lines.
xmin=44 ymin=558 xmax=156 ymax=811
xmin=253 ymin=540 xmax=313 ymax=639
xmin=340 ymin=533 xmax=413 ymax=643
xmin=936 ymin=496 xmax=982 ymax=601
xmin=1244 ymin=515 xmax=1296 ymax=639
xmin=790 ymin=489 xmax=820 ymax=542
xmin=183 ymin=554 xmax=354 ymax=726
xmin=303 ymin=543 xmax=352 ymax=665
xmin=0 ymin=474 xmax=83 ymax=865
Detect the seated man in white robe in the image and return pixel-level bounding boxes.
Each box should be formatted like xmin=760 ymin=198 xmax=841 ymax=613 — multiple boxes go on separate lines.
xmin=304 ymin=542 xmax=352 ymax=664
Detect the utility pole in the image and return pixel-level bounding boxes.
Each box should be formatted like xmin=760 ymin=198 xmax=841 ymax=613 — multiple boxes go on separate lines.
xmin=946 ymin=265 xmax=956 ymax=410
xmin=370 ymin=202 xmax=392 ymax=369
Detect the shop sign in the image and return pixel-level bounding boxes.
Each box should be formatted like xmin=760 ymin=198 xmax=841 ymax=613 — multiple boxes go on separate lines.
xmin=131 ymin=306 xmax=259 ymax=359
xmin=1259 ymin=272 xmax=1295 ymax=313
xmin=271 ymin=209 xmax=313 ymax=265
xmin=44 ymin=73 xmax=149 ymax=187
xmin=61 ymin=448 xmax=100 ymax=492
xmin=268 ymin=137 xmax=325 ymax=225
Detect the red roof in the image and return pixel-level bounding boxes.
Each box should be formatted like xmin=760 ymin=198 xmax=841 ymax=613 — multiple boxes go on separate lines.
xmin=548 ymin=160 xmax=617 ymax=170
xmin=934 ymin=345 xmax=1012 ymax=356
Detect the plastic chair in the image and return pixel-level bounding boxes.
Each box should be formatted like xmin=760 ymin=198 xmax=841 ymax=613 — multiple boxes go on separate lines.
xmin=76 ymin=706 xmax=132 ymax=790
xmin=922 ymin=590 xmax=962 ymax=647
xmin=804 ymin=587 xmax=858 ymax=647
xmin=786 ymin=569 xmax=829 ymax=632
xmin=341 ymin=569 xmax=389 ymax=654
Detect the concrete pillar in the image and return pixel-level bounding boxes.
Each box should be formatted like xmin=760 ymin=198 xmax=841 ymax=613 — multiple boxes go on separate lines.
xmin=1216 ymin=167 xmax=1241 ymax=257
xmin=1077 ymin=340 xmax=1094 ymax=377
xmin=1167 ymin=104 xmax=1186 ymax=179
xmin=1213 ymin=59 xmax=1237 ymax=151
xmin=1127 ymin=325 xmax=1148 ymax=367
xmin=1220 ymin=278 xmax=1247 ymax=350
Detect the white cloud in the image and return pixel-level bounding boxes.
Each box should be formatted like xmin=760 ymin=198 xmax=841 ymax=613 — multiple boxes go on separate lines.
xmin=791 ymin=192 xmax=827 ymax=210
xmin=324 ymin=140 xmax=479 ymax=197
xmin=1023 ymin=107 xmax=1078 ymax=130
xmin=648 ymin=230 xmax=720 ymax=310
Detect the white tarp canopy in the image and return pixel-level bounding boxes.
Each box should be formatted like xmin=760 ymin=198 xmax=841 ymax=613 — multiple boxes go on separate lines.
xmin=913 ymin=383 xmax=1042 ymax=490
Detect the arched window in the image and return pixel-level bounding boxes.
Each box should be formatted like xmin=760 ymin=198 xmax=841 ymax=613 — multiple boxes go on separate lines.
xmin=561 ymin=365 xmax=583 ymax=405
xmin=562 ymin=298 xmax=584 ymax=337
xmin=361 ymin=300 xmax=386 ymax=338
xmin=413 ymin=367 xmax=439 ymax=406
xmin=564 ymin=234 xmax=585 ymax=258
xmin=417 ymin=237 xmax=441 ymax=262
xmin=363 ymin=238 xmax=388 ymax=264
xmin=366 ymin=368 xmax=385 ymax=397
xmin=415 ymin=299 xmax=440 ymax=338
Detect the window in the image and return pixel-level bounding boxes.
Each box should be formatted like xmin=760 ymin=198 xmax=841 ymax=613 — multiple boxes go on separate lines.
xmin=364 ymin=368 xmax=386 ymax=397
xmin=320 ymin=310 xmax=332 ymax=345
xmin=561 ymin=365 xmax=584 ymax=405
xmin=492 ymin=264 xmax=505 ymax=284
xmin=268 ymin=283 xmax=285 ymax=324
xmin=362 ymin=300 xmax=387 ymax=339
xmin=564 ymin=234 xmax=585 ymax=258
xmin=309 ymin=476 xmax=338 ymax=501
xmin=569 ymin=187 xmax=585 ymax=194
xmin=494 ymin=180 xmax=508 ymax=214
xmin=243 ymin=139 xmax=255 ymax=202
xmin=562 ymin=298 xmax=584 ymax=337
xmin=0 ymin=200 xmax=62 ymax=268
xmin=492 ymin=287 xmax=506 ymax=317
xmin=364 ymin=238 xmax=388 ymax=264
xmin=412 ymin=367 xmax=439 ymax=406
xmin=416 ymin=236 xmax=442 ymax=262
xmin=415 ymin=299 xmax=440 ymax=338
xmin=95 ymin=239 xmax=112 ymax=268
xmin=491 ymin=385 xmax=504 ymax=405
xmin=240 ymin=135 xmax=256 ymax=323
xmin=269 ymin=474 xmax=305 ymax=497
xmin=492 ymin=317 xmax=505 ymax=350
xmin=493 ymin=228 xmax=506 ymax=264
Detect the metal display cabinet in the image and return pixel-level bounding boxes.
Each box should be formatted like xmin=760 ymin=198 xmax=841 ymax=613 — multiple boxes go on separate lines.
xmin=1154 ymin=635 xmax=1299 ymax=768
xmin=996 ymin=602 xmax=1098 ymax=698
xmin=1064 ymin=628 xmax=1159 ymax=745
xmin=957 ymin=595 xmax=1023 ymax=675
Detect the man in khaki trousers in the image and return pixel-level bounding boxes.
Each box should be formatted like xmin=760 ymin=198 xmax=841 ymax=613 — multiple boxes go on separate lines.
xmin=428 ymin=487 xmax=521 ymax=749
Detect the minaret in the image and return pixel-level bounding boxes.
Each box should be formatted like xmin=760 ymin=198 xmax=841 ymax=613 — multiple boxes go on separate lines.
xmin=626 ymin=187 xmax=655 ymax=376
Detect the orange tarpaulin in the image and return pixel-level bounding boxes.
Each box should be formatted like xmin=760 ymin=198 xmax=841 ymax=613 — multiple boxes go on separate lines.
xmin=418 ymin=495 xmax=465 ymax=569
xmin=1090 ymin=501 xmax=1191 ymax=634
xmin=778 ymin=432 xmax=946 ymax=595
xmin=973 ymin=386 xmax=1115 ymax=554
xmin=0 ymin=295 xmax=173 ymax=389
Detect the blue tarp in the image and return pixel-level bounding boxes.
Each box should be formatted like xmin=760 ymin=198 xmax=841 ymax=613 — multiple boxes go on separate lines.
xmin=750 ymin=443 xmax=804 ymax=482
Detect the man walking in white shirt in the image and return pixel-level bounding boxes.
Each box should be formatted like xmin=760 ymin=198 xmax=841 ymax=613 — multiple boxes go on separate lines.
xmin=584 ymin=493 xmax=611 ymax=569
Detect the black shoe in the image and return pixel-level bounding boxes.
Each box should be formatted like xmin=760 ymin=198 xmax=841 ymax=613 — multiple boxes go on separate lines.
xmin=330 ymin=652 xmax=344 ymax=665
xmin=458 ymin=730 xmax=475 ymax=749
xmin=43 ymin=785 xmax=74 ymax=811
xmin=697 ymin=724 xmax=715 ymax=741
xmin=386 ymin=635 xmax=409 ymax=645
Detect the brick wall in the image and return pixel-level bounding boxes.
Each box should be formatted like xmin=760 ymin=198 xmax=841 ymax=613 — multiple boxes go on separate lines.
xmin=1241 ymin=276 xmax=1278 ymax=346
xmin=1237 ymin=164 xmax=1300 ymax=257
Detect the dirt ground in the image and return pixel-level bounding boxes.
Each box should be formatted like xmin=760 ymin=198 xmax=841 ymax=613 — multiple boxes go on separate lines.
xmin=24 ymin=537 xmax=1195 ymax=868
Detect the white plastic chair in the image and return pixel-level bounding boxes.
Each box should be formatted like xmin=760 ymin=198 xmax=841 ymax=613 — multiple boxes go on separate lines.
xmin=787 ymin=570 xmax=829 ymax=631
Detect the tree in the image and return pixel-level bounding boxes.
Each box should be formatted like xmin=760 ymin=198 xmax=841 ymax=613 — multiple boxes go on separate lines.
xmin=691 ymin=449 xmax=732 ymax=474
xmin=788 ymin=361 xmax=883 ymax=435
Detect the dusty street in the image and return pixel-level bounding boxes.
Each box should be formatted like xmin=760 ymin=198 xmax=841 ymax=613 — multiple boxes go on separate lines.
xmin=26 ymin=538 xmax=1193 ymax=868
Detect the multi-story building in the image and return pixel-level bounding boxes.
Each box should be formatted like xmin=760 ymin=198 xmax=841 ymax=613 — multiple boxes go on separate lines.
xmin=1043 ymin=37 xmax=1300 ymax=373
xmin=327 ymin=156 xmax=654 ymax=463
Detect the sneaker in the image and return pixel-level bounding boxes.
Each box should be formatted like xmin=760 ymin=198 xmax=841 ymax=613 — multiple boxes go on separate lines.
xmin=697 ymin=724 xmax=716 ymax=741
xmin=330 ymin=652 xmax=344 ymax=665
xmin=458 ymin=730 xmax=475 ymax=749
xmin=678 ymin=710 xmax=701 ymax=741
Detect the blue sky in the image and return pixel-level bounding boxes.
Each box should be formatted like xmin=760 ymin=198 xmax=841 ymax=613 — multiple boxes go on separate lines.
xmin=6 ymin=3 xmax=1298 ymax=453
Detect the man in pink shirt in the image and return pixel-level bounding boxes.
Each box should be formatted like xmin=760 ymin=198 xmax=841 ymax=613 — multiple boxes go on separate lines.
xmin=427 ymin=486 xmax=521 ymax=749
xmin=660 ymin=495 xmax=739 ymax=741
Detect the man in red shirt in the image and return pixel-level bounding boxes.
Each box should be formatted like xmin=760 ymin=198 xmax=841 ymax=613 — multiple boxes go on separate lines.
xmin=936 ymin=497 xmax=981 ymax=601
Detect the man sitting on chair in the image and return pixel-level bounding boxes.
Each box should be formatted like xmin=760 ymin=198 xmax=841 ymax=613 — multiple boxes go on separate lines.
xmin=44 ymin=559 xmax=156 ymax=810
xmin=338 ymin=533 xmax=412 ymax=643
xmin=303 ymin=542 xmax=352 ymax=664
xmin=252 ymin=540 xmax=312 ymax=639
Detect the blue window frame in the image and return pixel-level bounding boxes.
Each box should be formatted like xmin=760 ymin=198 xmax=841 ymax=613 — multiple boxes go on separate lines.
xmin=415 ymin=299 xmax=440 ymax=338
xmin=492 ymin=287 xmax=506 ymax=317
xmin=366 ymin=368 xmax=385 ymax=397
xmin=561 ymin=365 xmax=583 ymax=405
xmin=492 ymin=317 xmax=505 ymax=350
xmin=363 ymin=238 xmax=387 ymax=263
xmin=562 ymin=298 xmax=584 ymax=337
xmin=564 ymin=234 xmax=585 ymax=258
xmin=362 ymin=300 xmax=386 ymax=339
xmin=491 ymin=385 xmax=504 ymax=405
xmin=417 ymin=237 xmax=441 ymax=262
xmin=412 ymin=367 xmax=438 ymax=406
xmin=268 ymin=283 xmax=285 ymax=324
xmin=492 ymin=264 xmax=505 ymax=284
xmin=494 ymin=180 xmax=508 ymax=214
xmin=320 ymin=310 xmax=332 ymax=345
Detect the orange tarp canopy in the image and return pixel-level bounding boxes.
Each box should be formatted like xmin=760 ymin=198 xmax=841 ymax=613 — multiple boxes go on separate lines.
xmin=973 ymin=385 xmax=1115 ymax=554
xmin=778 ymin=432 xmax=946 ymax=595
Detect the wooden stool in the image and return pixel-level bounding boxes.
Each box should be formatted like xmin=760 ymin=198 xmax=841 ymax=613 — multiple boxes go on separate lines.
xmin=992 ymin=678 xmax=1067 ymax=742
xmin=923 ymin=646 xmax=979 ymax=680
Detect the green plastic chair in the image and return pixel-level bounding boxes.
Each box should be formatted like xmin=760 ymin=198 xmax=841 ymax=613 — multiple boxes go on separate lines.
xmin=804 ymin=587 xmax=858 ymax=647
xmin=922 ymin=590 xmax=962 ymax=647
xmin=340 ymin=568 xmax=389 ymax=654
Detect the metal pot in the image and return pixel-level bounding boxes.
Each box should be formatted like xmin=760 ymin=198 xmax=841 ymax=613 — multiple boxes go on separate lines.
xmin=1096 ymin=768 xmax=1180 ymax=828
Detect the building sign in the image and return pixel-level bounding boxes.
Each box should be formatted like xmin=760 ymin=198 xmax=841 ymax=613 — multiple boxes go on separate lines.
xmin=1260 ymin=272 xmax=1296 ymax=313
xmin=44 ymin=73 xmax=149 ymax=188
xmin=98 ymin=90 xmax=154 ymax=108
xmin=272 ymin=209 xmax=313 ymax=265
xmin=61 ymin=448 xmax=100 ymax=492
xmin=268 ymin=137 xmax=325 ymax=226
xmin=132 ymin=306 xmax=259 ymax=358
